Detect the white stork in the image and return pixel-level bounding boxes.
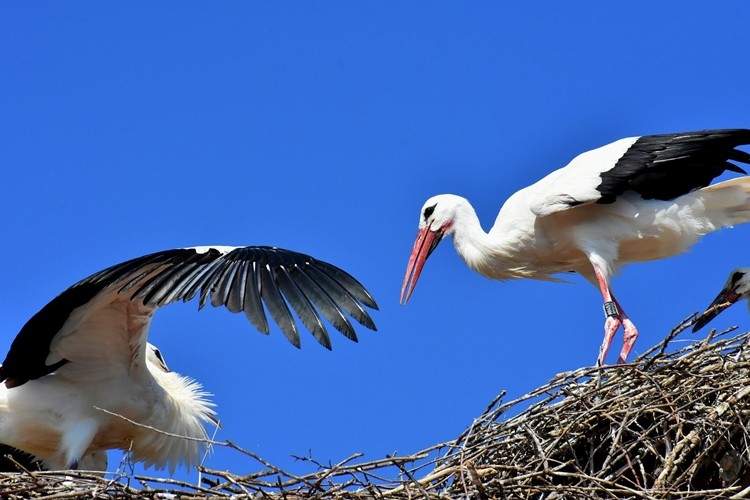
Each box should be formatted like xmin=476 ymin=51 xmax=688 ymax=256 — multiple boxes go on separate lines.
xmin=693 ymin=268 xmax=750 ymax=332
xmin=0 ymin=245 xmax=377 ymax=472
xmin=401 ymin=129 xmax=750 ymax=365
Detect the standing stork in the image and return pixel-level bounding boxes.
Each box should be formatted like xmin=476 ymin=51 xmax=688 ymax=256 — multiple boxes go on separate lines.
xmin=0 ymin=245 xmax=377 ymax=472
xmin=401 ymin=129 xmax=750 ymax=365
xmin=692 ymin=268 xmax=750 ymax=332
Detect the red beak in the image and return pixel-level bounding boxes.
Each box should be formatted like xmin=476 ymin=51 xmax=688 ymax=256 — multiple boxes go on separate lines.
xmin=400 ymin=226 xmax=444 ymax=304
xmin=692 ymin=285 xmax=741 ymax=332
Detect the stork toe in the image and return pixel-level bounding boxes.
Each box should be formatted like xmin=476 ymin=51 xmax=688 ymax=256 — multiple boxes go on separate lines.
xmin=617 ymin=318 xmax=638 ymax=364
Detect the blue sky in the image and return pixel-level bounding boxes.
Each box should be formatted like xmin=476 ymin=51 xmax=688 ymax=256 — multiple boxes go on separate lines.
xmin=3 ymin=2 xmax=750 ymax=483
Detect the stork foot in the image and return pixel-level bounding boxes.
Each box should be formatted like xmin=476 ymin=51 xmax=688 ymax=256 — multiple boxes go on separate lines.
xmin=617 ymin=318 xmax=638 ymax=364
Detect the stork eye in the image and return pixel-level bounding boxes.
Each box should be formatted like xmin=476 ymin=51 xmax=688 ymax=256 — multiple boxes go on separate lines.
xmin=423 ymin=204 xmax=436 ymax=220
xmin=153 ymin=348 xmax=165 ymax=364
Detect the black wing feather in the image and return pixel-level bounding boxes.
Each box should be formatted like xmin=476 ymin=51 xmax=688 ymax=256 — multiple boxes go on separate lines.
xmin=132 ymin=260 xmax=202 ymax=306
xmin=315 ymin=260 xmax=379 ymax=310
xmin=1 ymin=246 xmax=377 ymax=388
xmin=243 ymin=261 xmax=270 ymax=334
xmin=224 ymin=259 xmax=248 ymax=314
xmin=258 ymin=262 xmax=300 ymax=347
xmin=209 ymin=259 xmax=241 ymax=309
xmin=197 ymin=260 xmax=230 ymax=310
xmin=304 ymin=264 xmax=377 ymax=331
xmin=291 ymin=266 xmax=358 ymax=342
xmin=0 ymin=443 xmax=43 ymax=472
xmin=152 ymin=262 xmax=207 ymax=307
xmin=179 ymin=259 xmax=224 ymax=303
xmin=596 ymin=129 xmax=750 ymax=203
xmin=275 ymin=266 xmax=331 ymax=349
xmin=0 ymin=281 xmax=105 ymax=388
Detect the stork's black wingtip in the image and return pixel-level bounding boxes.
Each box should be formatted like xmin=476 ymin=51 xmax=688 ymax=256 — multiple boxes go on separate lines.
xmin=346 ymin=331 xmax=359 ymax=344
xmin=357 ymin=288 xmax=379 ymax=310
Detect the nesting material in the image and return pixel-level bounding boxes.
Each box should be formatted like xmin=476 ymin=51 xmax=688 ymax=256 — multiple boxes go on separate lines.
xmin=2 ymin=318 xmax=750 ymax=499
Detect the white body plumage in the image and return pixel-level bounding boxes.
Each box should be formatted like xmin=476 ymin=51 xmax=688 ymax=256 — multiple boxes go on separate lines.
xmin=402 ymin=129 xmax=750 ymax=365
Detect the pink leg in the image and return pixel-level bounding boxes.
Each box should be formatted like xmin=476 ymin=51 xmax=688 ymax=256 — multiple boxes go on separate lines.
xmin=611 ymin=295 xmax=638 ymax=364
xmin=592 ymin=264 xmax=639 ymax=365
xmin=592 ymin=264 xmax=621 ymax=366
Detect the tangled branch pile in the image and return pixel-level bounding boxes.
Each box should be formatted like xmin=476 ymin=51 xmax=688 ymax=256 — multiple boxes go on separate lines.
xmin=432 ymin=322 xmax=750 ymax=498
xmin=3 ymin=319 xmax=750 ymax=499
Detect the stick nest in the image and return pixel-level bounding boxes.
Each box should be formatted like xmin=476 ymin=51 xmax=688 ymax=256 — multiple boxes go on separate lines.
xmin=3 ymin=318 xmax=750 ymax=499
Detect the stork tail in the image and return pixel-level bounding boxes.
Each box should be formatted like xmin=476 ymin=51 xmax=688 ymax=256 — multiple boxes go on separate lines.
xmin=700 ymin=177 xmax=750 ymax=227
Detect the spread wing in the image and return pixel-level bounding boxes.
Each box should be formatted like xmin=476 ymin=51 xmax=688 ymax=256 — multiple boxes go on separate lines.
xmin=0 ymin=246 xmax=378 ymax=388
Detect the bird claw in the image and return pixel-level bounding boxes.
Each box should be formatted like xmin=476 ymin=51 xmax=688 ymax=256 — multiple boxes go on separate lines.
xmin=617 ymin=318 xmax=638 ymax=364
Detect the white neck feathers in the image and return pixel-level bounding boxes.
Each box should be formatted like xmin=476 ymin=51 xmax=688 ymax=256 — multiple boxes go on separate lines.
xmin=447 ymin=198 xmax=536 ymax=281
xmin=132 ymin=369 xmax=217 ymax=473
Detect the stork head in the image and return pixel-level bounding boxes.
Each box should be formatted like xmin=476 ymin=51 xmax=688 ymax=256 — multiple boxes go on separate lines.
xmin=693 ymin=268 xmax=750 ymax=332
xmin=401 ymin=194 xmax=465 ymax=304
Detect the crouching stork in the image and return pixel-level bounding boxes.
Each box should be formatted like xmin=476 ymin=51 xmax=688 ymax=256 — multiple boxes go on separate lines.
xmin=0 ymin=246 xmax=377 ymax=472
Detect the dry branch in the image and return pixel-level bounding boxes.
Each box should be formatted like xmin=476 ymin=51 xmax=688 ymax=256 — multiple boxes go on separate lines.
xmin=3 ymin=316 xmax=750 ymax=498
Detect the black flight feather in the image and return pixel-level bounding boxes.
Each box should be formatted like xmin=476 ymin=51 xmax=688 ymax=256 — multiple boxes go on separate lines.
xmin=596 ymin=129 xmax=750 ymax=204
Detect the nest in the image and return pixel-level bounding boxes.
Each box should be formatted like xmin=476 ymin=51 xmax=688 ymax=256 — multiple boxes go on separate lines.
xmin=3 ymin=318 xmax=750 ymax=499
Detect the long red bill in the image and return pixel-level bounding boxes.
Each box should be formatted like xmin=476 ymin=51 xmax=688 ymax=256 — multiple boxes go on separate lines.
xmin=400 ymin=227 xmax=443 ymax=304
xmin=692 ymin=287 xmax=740 ymax=332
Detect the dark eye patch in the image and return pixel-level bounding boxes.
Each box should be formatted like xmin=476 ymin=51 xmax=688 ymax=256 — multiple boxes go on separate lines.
xmin=731 ymin=271 xmax=746 ymax=286
xmin=153 ymin=348 xmax=165 ymax=364
xmin=423 ymin=204 xmax=436 ymax=220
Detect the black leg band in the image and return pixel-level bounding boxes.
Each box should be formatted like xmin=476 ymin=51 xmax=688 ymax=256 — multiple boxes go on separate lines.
xmin=603 ymin=301 xmax=619 ymax=318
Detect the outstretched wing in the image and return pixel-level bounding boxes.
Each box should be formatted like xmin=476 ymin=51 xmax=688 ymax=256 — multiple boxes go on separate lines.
xmin=0 ymin=246 xmax=378 ymax=388
xmin=529 ymin=129 xmax=750 ymax=216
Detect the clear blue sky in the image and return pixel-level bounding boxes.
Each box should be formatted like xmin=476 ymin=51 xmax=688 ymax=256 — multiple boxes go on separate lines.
xmin=3 ymin=2 xmax=750 ymax=483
